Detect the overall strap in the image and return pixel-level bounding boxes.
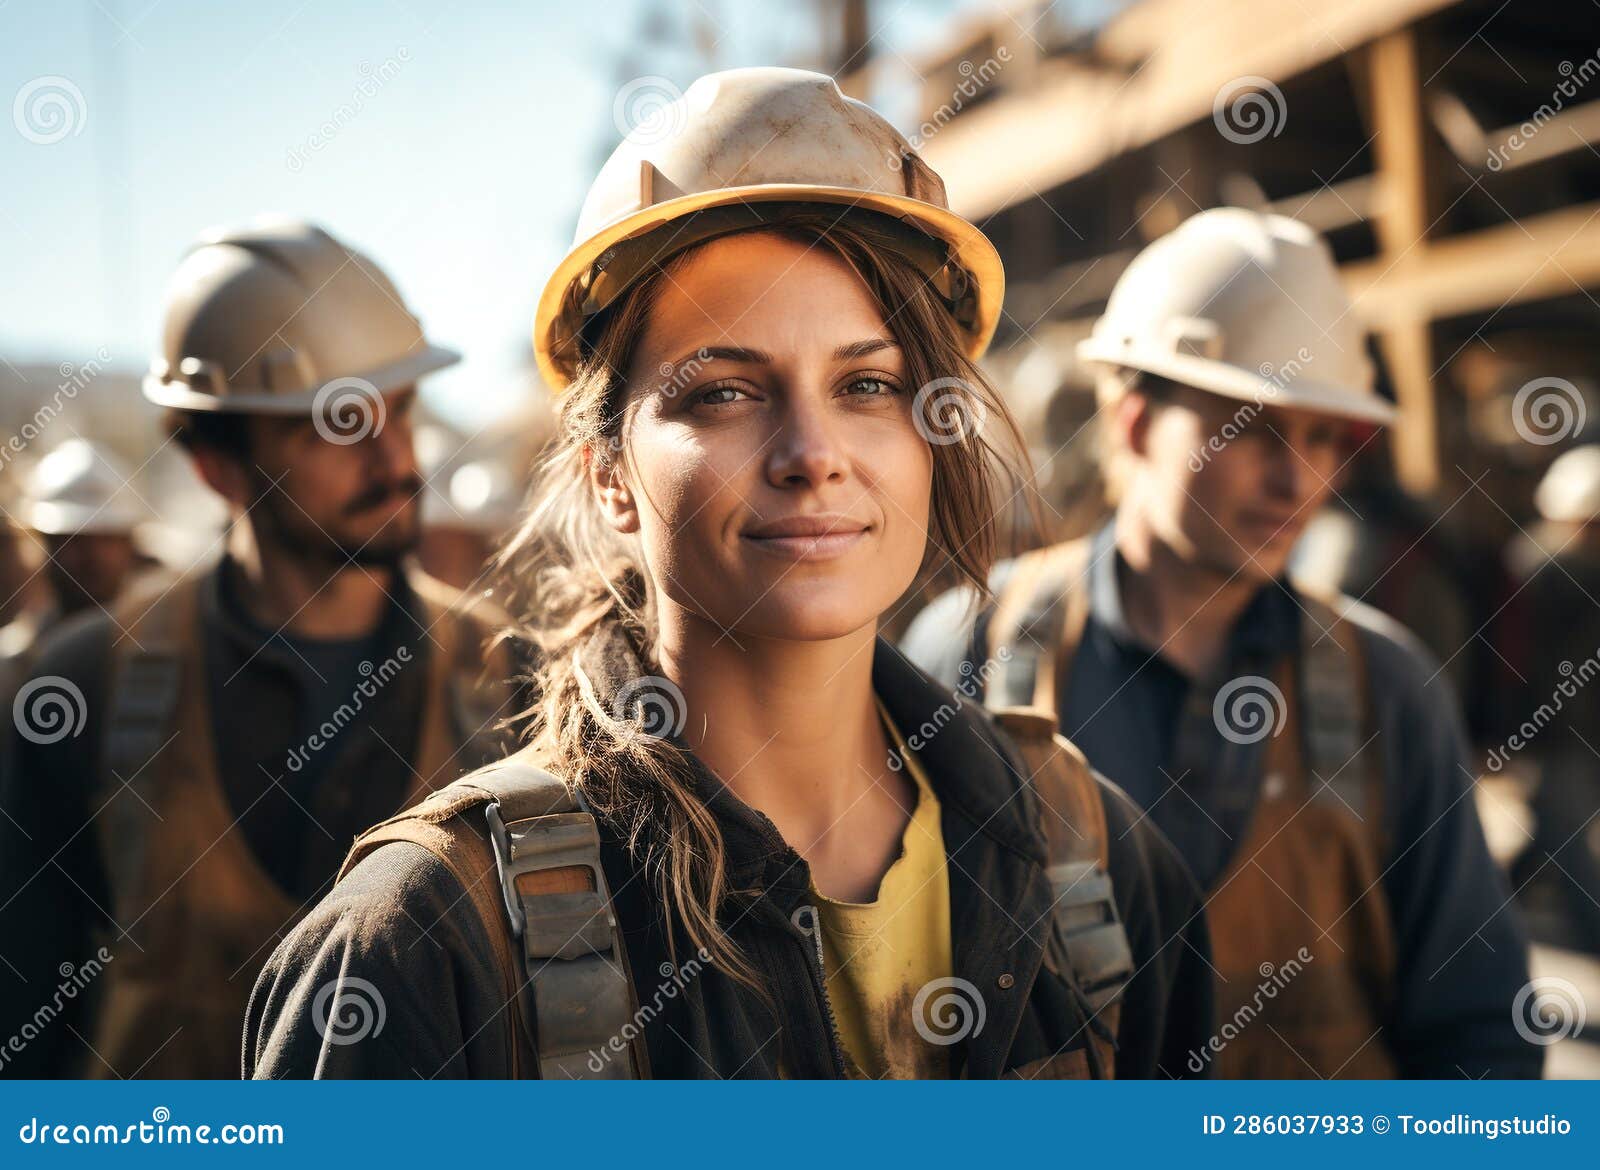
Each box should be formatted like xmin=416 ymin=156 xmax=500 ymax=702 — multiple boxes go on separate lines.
xmin=339 ymin=760 xmax=645 ymax=1079
xmin=1291 ymin=584 xmax=1382 ymax=841
xmin=990 ymin=708 xmax=1133 ymax=1078
xmin=984 ymin=539 xmax=1092 ymax=714
xmin=100 ymin=574 xmax=204 ymax=905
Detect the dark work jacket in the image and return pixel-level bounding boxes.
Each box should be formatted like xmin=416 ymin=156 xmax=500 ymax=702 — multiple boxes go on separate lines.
xmin=245 ymin=638 xmax=1214 ymax=1079
xmin=0 ymin=558 xmax=514 ymax=1079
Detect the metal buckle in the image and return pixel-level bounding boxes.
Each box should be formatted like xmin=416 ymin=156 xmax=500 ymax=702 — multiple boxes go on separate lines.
xmin=1047 ymin=860 xmax=1135 ymax=1011
xmin=485 ymin=802 xmax=615 ymax=959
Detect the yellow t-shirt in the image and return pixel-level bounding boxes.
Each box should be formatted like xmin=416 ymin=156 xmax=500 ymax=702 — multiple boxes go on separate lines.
xmin=808 ymin=700 xmax=954 ymax=1079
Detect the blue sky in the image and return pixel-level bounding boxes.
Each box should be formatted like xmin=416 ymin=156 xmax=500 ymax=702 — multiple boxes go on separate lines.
xmin=2 ymin=0 xmax=994 ymax=428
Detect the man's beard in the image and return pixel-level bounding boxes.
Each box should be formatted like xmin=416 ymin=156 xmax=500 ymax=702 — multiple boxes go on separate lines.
xmin=45 ymin=562 xmax=104 ymax=612
xmin=251 ymin=477 xmax=422 ymax=569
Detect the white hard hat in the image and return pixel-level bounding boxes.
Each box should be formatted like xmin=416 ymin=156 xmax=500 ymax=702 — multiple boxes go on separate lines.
xmin=1078 ymin=208 xmax=1394 ymax=425
xmin=23 ymin=439 xmax=143 ymax=535
xmin=534 ymin=66 xmax=1004 ymax=391
xmin=143 ymin=218 xmax=458 ymax=414
xmin=1535 ymin=444 xmax=1600 ymax=523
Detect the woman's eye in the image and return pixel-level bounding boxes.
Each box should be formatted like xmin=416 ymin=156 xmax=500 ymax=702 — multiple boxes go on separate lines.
xmin=843 ymin=376 xmax=898 ymax=397
xmin=692 ymin=382 xmax=748 ymax=406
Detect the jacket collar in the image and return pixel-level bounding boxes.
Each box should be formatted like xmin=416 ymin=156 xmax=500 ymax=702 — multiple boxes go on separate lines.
xmin=871 ymin=637 xmax=1044 ymax=862
xmin=1088 ymin=519 xmax=1303 ymax=667
xmin=577 ymin=629 xmax=1046 ymax=883
xmin=579 ymin=628 xmax=1056 ymax=1076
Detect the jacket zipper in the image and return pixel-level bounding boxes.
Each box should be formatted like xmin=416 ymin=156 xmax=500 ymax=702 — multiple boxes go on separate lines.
xmin=790 ymin=903 xmax=848 ymax=1078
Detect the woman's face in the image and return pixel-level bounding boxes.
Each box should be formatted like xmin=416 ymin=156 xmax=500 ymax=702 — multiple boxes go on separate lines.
xmin=592 ymin=231 xmax=935 ymax=643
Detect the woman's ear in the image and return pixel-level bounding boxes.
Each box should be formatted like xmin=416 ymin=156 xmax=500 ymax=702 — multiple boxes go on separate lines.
xmin=586 ymin=440 xmax=640 ymax=534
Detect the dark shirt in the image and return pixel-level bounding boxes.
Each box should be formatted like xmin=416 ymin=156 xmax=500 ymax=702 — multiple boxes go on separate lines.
xmin=903 ymin=522 xmax=1540 ymax=1078
xmin=218 ymin=566 xmax=388 ymax=892
xmin=244 ymin=638 xmax=1215 ymax=1079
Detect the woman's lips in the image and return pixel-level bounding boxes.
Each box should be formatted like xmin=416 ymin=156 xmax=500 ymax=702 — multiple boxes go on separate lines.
xmin=742 ymin=515 xmax=871 ymax=562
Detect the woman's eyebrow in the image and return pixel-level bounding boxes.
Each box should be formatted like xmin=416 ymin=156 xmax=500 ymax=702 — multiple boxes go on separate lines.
xmin=834 ymin=337 xmax=899 ymax=360
xmin=664 ymin=338 xmax=898 ymax=371
xmin=676 ymin=345 xmax=771 ymax=367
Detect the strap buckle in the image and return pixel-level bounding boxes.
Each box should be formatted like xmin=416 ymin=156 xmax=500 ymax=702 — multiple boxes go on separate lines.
xmin=1047 ymin=860 xmax=1135 ymax=1013
xmin=486 ymin=802 xmax=616 ymax=960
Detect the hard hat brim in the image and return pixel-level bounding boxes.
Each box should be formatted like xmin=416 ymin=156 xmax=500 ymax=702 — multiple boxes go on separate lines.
xmin=140 ymin=344 xmax=460 ymax=414
xmin=1076 ymin=339 xmax=1397 ymax=426
xmin=26 ymin=501 xmax=142 ymax=536
xmin=533 ymin=185 xmax=1004 ymax=392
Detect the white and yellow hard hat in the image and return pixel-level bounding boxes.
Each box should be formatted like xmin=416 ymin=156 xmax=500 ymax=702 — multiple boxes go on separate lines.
xmin=533 ymin=67 xmax=1004 ymax=392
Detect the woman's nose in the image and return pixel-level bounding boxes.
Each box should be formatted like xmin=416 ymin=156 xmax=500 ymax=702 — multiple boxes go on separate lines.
xmin=765 ymin=399 xmax=849 ymax=489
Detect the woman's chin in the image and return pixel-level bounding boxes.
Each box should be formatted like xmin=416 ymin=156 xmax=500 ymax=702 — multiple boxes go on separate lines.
xmin=730 ymin=593 xmax=889 ymax=644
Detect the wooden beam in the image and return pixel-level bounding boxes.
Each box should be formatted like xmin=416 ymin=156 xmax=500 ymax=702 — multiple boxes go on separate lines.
xmin=1367 ymin=27 xmax=1440 ymax=493
xmin=1341 ymin=202 xmax=1600 ymax=323
xmin=1378 ymin=322 xmax=1439 ymax=497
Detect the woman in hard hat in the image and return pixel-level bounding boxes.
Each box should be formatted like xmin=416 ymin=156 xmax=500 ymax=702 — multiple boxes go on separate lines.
xmin=246 ymin=68 xmax=1212 ymax=1080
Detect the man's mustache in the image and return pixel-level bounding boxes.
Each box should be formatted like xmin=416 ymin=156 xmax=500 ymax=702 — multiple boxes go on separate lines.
xmin=344 ymin=475 xmax=424 ymax=515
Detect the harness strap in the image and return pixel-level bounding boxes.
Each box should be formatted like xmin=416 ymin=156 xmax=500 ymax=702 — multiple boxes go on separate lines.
xmin=1291 ymin=584 xmax=1382 ymax=838
xmin=984 ymin=540 xmax=1092 ymax=713
xmin=989 ymin=708 xmax=1132 ymax=1079
xmin=101 ymin=576 xmax=201 ymax=917
xmin=987 ymin=541 xmax=1381 ymax=837
xmin=339 ymin=761 xmax=645 ymax=1079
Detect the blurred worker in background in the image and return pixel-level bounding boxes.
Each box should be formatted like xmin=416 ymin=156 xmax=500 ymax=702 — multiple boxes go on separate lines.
xmin=1500 ymin=444 xmax=1600 ymax=952
xmin=0 ymin=517 xmax=41 ymax=629
xmin=0 ymin=219 xmax=518 ymax=1079
xmin=1290 ymin=444 xmax=1475 ymax=703
xmin=0 ymin=439 xmax=142 ymax=699
xmin=417 ymin=442 xmax=523 ymax=591
xmin=906 ymin=208 xmax=1537 ymax=1078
